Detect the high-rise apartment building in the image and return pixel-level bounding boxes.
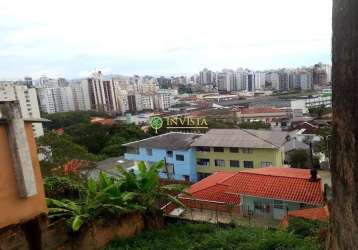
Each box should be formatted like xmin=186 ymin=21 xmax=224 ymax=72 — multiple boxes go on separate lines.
xmin=0 ymin=83 xmax=44 ymax=137
xmin=199 ymin=68 xmax=215 ymax=85
xmin=87 ymin=71 xmax=120 ymax=114
xmin=278 ymin=70 xmax=290 ymax=91
xmin=313 ymin=63 xmax=330 ymax=86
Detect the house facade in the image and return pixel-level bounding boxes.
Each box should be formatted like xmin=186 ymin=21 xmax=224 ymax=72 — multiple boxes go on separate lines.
xmin=173 ymin=167 xmax=324 ymax=221
xmin=124 ymin=132 xmax=201 ymax=182
xmin=191 ymin=129 xmax=287 ymax=180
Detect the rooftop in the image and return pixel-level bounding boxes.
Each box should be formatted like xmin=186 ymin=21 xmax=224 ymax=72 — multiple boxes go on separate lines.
xmin=123 ymin=132 xmax=202 ymax=150
xmin=184 ymin=167 xmax=323 ymax=206
xmin=287 ymin=206 xmax=329 ymax=221
xmin=191 ymin=129 xmax=289 ymax=149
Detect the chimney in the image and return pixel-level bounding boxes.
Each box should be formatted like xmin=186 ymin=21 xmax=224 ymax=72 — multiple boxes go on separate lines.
xmin=309 ymin=168 xmax=318 ymax=182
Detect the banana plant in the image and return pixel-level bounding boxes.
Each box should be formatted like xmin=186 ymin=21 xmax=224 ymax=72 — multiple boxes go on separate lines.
xmin=47 ymin=172 xmax=140 ymax=231
xmin=116 ymin=160 xmax=187 ymax=212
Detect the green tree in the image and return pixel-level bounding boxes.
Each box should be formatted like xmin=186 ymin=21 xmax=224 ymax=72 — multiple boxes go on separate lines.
xmin=288 ymin=149 xmax=309 ymax=168
xmin=43 ymin=111 xmax=108 ymax=131
xmin=37 ymin=132 xmax=97 ymax=175
xmin=65 ymin=123 xmax=110 ymax=154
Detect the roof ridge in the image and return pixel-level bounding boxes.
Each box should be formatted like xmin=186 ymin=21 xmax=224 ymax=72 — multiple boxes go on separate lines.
xmin=239 ymin=170 xmax=320 ymax=180
xmin=241 ymin=129 xmax=281 ymax=148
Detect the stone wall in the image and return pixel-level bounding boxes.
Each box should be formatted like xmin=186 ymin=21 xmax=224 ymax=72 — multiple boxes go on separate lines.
xmin=0 ymin=213 xmax=145 ymax=250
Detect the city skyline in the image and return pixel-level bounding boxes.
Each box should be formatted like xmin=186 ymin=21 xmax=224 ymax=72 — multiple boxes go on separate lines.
xmin=1 ymin=0 xmax=332 ymax=79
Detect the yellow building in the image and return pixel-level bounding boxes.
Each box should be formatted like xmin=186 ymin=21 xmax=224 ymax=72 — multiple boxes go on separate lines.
xmin=191 ymin=129 xmax=288 ymax=180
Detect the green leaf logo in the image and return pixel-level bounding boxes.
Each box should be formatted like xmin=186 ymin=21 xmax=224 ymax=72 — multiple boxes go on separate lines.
xmin=150 ymin=117 xmax=163 ymax=134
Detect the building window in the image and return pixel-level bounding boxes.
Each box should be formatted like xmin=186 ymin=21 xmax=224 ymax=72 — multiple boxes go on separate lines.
xmin=214 ymin=159 xmax=225 ymax=167
xmin=242 ymin=148 xmax=253 ymax=154
xmin=229 ymin=147 xmax=239 ymax=153
xmin=127 ymin=147 xmax=139 ymax=154
xmin=146 ymin=148 xmax=152 ymax=156
xmin=197 ymin=158 xmax=210 ymax=166
xmin=166 ymin=150 xmax=173 ymax=158
xmin=244 ymin=161 xmax=254 ymax=168
xmin=261 ymin=161 xmax=272 ymax=167
xmin=213 ymin=147 xmax=224 ymax=152
xmin=182 ymin=175 xmax=190 ymax=182
xmin=254 ymin=202 xmax=263 ymax=210
xmin=273 ymin=200 xmax=284 ymax=209
xmin=230 ymin=160 xmax=240 ymax=168
xmin=197 ymin=146 xmax=210 ymax=152
xmin=176 ymin=154 xmax=184 ymax=161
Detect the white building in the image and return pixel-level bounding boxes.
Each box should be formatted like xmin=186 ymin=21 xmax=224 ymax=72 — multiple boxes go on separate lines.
xmin=254 ymin=72 xmax=266 ymax=90
xmin=0 ymin=84 xmax=44 ymax=137
xmin=87 ymin=71 xmax=120 ymax=114
xmin=70 ymin=80 xmax=91 ymax=111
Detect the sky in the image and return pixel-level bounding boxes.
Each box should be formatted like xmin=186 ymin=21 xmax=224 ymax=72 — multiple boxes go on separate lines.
xmin=0 ymin=0 xmax=332 ymax=79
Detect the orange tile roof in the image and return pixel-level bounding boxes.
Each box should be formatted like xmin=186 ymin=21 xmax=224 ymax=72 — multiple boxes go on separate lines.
xmin=288 ymin=206 xmax=329 ymax=221
xmin=186 ymin=167 xmax=323 ymax=206
xmin=187 ymin=171 xmax=236 ymax=194
xmin=90 ymin=117 xmax=113 ymax=126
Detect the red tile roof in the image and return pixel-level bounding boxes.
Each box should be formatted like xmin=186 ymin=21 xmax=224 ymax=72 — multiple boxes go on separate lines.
xmin=288 ymin=206 xmax=329 ymax=221
xmin=186 ymin=167 xmax=323 ymax=206
xmin=182 ymin=172 xmax=240 ymax=205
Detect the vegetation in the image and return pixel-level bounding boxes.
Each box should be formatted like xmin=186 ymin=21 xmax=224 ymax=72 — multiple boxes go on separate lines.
xmin=44 ymin=176 xmax=85 ymax=200
xmin=37 ymin=111 xmax=148 ymax=173
xmin=37 ymin=132 xmax=98 ymax=175
xmin=47 ymin=161 xmax=185 ymax=231
xmin=287 ymin=217 xmax=328 ymax=249
xmin=287 ymin=217 xmax=328 ymax=239
xmin=288 ymin=149 xmax=309 ymax=168
xmin=238 ymin=121 xmax=271 ymax=130
xmin=105 ymin=222 xmax=320 ymax=250
xmin=42 ymin=111 xmax=109 ymax=131
xmin=308 ymin=105 xmax=331 ymax=118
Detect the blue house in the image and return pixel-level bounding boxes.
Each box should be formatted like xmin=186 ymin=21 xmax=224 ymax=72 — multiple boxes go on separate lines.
xmin=123 ymin=132 xmax=201 ymax=182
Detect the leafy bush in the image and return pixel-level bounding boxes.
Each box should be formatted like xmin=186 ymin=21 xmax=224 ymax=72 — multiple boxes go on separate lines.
xmin=105 ymin=222 xmax=320 ymax=250
xmin=287 ymin=217 xmax=328 ymax=239
xmin=44 ymin=176 xmax=84 ymax=199
xmin=47 ymin=161 xmax=185 ymax=231
xmin=47 ymin=172 xmax=140 ymax=231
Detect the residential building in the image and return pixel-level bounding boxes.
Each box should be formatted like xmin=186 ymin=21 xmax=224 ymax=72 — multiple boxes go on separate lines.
xmin=0 ymin=83 xmax=44 ymax=137
xmin=124 ymin=132 xmax=202 ymax=182
xmin=234 ymin=107 xmax=289 ymax=128
xmin=199 ymin=68 xmax=215 ymax=85
xmin=291 ymin=122 xmax=321 ymax=143
xmin=191 ymin=129 xmax=288 ymax=179
xmin=313 ymin=63 xmax=330 ymax=85
xmin=70 ymin=80 xmax=91 ymax=111
xmin=37 ymin=86 xmax=76 ymax=114
xmin=254 ymin=72 xmax=266 ymax=90
xmin=177 ymin=167 xmax=323 ymax=220
xmin=278 ymin=70 xmax=290 ymax=91
xmin=0 ymin=101 xmax=47 ymax=229
xmin=87 ymin=71 xmax=120 ymax=114
xmin=265 ymin=72 xmax=279 ymax=90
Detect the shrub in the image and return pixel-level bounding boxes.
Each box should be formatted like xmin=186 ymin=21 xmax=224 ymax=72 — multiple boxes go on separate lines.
xmin=105 ymin=222 xmax=320 ymax=250
xmin=44 ymin=176 xmax=84 ymax=199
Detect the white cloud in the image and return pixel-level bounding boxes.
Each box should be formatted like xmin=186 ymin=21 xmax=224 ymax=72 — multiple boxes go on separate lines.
xmin=0 ymin=0 xmax=332 ymax=78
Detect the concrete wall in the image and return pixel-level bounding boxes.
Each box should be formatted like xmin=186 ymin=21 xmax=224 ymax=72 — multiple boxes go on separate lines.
xmin=0 ymin=122 xmax=47 ymax=229
xmin=241 ymin=196 xmax=305 ymax=220
xmin=196 ymin=147 xmax=284 ymax=175
xmin=125 ymin=147 xmax=197 ymax=182
xmin=0 ymin=213 xmax=145 ymax=250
